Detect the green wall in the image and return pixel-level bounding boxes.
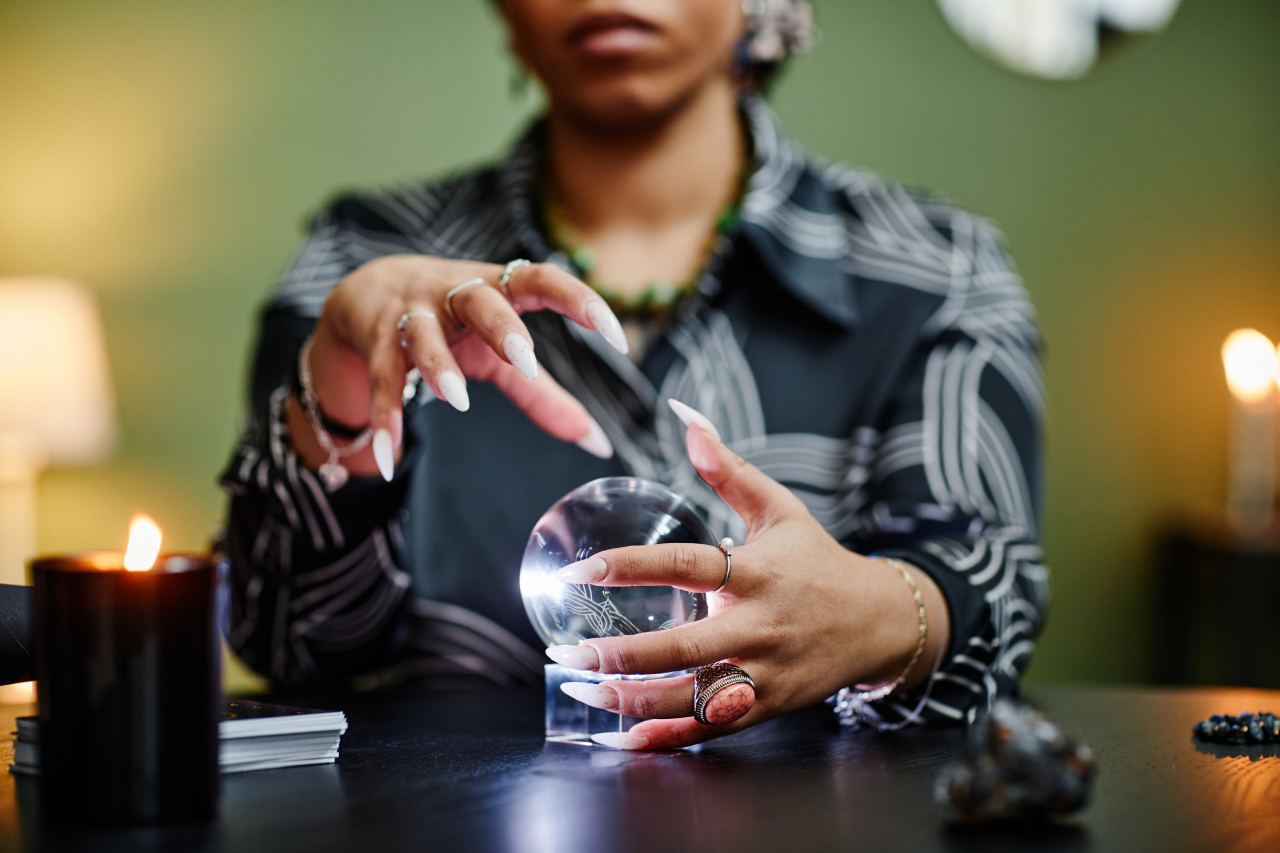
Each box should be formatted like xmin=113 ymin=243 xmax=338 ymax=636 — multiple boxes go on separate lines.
xmin=4 ymin=0 xmax=1278 ymax=687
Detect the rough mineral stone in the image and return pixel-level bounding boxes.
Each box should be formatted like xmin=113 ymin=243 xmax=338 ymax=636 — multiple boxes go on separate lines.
xmin=936 ymin=699 xmax=1096 ymax=821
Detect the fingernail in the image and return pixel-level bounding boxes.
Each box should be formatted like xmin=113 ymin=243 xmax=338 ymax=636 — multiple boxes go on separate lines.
xmin=436 ymin=370 xmax=470 ymax=412
xmin=546 ymin=643 xmax=600 ymax=671
xmin=590 ymin=731 xmax=649 ymax=750
xmin=503 ymin=333 xmax=538 ymax=380
xmin=561 ymin=682 xmax=619 ymax=711
xmin=667 ymin=398 xmax=721 ymax=441
xmin=586 ymin=300 xmax=629 ymax=355
xmin=372 ymin=428 xmax=395 ymax=482
xmin=686 ymin=424 xmax=720 ymax=474
xmin=555 ymin=556 xmax=608 ymax=584
xmin=576 ymin=416 xmax=614 ymax=459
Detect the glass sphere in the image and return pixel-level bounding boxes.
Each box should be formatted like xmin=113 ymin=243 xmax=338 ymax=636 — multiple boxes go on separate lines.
xmin=520 ymin=477 xmax=714 ymax=648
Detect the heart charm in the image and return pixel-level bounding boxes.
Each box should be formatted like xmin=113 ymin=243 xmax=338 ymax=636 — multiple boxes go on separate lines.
xmin=319 ymin=461 xmax=349 ymax=491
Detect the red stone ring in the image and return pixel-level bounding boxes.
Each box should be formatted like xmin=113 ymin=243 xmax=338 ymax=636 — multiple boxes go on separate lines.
xmin=693 ymin=662 xmax=756 ymax=726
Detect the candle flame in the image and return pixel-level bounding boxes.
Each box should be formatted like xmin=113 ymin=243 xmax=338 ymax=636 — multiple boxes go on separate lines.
xmin=123 ymin=514 xmax=162 ymax=572
xmin=1222 ymin=329 xmax=1277 ymax=404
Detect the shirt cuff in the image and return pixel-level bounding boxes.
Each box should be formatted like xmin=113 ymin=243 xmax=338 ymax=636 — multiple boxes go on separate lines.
xmin=220 ymin=383 xmax=418 ymax=555
xmin=871 ymin=544 xmax=984 ymax=665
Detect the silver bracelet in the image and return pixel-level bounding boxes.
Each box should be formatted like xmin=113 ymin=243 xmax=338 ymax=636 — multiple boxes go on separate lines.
xmin=296 ymin=336 xmax=372 ymax=492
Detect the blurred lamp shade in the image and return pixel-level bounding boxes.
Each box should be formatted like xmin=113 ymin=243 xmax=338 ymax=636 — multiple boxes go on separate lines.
xmin=0 ymin=279 xmax=116 ymax=465
xmin=0 ymin=278 xmax=117 ymax=589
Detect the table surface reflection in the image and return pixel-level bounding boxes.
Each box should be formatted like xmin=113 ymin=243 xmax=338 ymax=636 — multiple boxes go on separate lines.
xmin=0 ymin=683 xmax=1277 ymax=852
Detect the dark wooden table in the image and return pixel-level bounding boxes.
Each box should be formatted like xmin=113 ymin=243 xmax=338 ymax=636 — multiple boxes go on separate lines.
xmin=0 ymin=684 xmax=1277 ymax=852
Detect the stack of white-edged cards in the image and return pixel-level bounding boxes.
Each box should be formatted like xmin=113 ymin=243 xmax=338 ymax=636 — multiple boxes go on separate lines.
xmin=9 ymin=700 xmax=348 ymax=775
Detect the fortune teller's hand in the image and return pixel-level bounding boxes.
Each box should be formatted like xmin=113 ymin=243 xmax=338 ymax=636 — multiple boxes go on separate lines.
xmin=546 ymin=399 xmax=952 ymax=750
xmin=289 ymin=256 xmax=627 ymax=480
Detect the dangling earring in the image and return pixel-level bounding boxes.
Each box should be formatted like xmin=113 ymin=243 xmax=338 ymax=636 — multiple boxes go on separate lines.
xmin=735 ymin=0 xmax=817 ymax=89
xmin=737 ymin=0 xmax=772 ymax=89
xmin=740 ymin=0 xmax=787 ymax=65
xmin=740 ymin=0 xmax=764 ymax=54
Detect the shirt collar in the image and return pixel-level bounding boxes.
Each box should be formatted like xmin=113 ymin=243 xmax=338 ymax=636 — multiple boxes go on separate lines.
xmin=737 ymin=97 xmax=858 ymax=327
xmin=497 ymin=96 xmax=858 ymax=329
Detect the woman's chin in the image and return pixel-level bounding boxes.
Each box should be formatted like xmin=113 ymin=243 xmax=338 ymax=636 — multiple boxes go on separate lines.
xmin=556 ymin=79 xmax=712 ymax=133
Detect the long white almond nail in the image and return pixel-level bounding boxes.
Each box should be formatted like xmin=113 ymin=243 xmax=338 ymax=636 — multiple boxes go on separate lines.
xmin=503 ymin=333 xmax=538 ymax=380
xmin=576 ymin=417 xmax=614 ymax=459
xmin=546 ymin=644 xmax=600 ymax=671
xmin=667 ymin=398 xmax=721 ymax=441
xmin=436 ymin=370 xmax=470 ymax=412
xmin=561 ymin=682 xmax=619 ymax=711
xmin=590 ymin=731 xmax=649 ymax=750
xmin=555 ymin=556 xmax=608 ymax=584
xmin=586 ymin=300 xmax=629 ymax=355
xmin=372 ymin=428 xmax=395 ymax=482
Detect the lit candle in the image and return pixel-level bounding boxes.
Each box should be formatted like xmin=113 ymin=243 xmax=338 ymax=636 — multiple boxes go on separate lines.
xmin=122 ymin=512 xmax=162 ymax=571
xmin=1221 ymin=329 xmax=1278 ymax=532
xmin=32 ymin=514 xmax=220 ymax=823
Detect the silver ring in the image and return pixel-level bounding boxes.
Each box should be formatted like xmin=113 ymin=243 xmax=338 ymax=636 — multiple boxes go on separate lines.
xmin=714 ymin=537 xmax=734 ymax=593
xmin=693 ymin=662 xmax=755 ymax=725
xmin=443 ymin=277 xmax=488 ymax=327
xmin=498 ymin=259 xmax=532 ymax=300
xmin=396 ymin=310 xmax=438 ymax=346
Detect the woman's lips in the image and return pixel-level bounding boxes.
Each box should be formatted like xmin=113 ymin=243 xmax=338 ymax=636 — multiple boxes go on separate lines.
xmin=568 ymin=13 xmax=662 ymax=58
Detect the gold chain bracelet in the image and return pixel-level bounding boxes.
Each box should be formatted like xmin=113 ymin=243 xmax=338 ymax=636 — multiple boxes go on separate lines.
xmin=853 ymin=557 xmax=928 ymax=703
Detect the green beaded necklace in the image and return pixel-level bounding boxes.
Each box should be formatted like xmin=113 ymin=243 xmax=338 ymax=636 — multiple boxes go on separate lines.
xmin=540 ymin=152 xmax=750 ymax=320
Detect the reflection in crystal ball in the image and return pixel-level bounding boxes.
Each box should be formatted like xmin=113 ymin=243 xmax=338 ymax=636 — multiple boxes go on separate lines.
xmin=520 ymin=477 xmax=714 ymax=648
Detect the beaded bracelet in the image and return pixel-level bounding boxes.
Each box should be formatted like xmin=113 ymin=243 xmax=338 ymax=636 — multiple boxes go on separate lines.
xmin=852 ymin=557 xmax=928 ymax=703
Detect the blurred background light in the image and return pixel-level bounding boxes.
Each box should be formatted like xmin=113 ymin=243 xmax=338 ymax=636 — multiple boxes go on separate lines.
xmin=0 ymin=279 xmax=117 ymax=584
xmin=0 ymin=280 xmax=117 ymax=467
xmin=938 ymin=0 xmax=1182 ymax=79
xmin=1222 ymin=329 xmax=1277 ymax=404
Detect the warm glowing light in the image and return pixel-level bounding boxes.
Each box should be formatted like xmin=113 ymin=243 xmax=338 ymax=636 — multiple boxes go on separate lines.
xmin=1223 ymin=329 xmax=1277 ymax=404
xmin=123 ymin=514 xmax=162 ymax=572
xmin=0 ymin=280 xmax=116 ymax=463
xmin=0 ymin=682 xmax=36 ymax=706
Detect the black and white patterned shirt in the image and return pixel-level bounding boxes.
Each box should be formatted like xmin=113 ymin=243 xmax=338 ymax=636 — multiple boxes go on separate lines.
xmin=219 ymin=97 xmax=1048 ymax=728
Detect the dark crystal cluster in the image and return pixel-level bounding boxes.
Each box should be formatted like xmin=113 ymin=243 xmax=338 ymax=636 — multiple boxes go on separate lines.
xmin=1193 ymin=711 xmax=1280 ymax=746
xmin=936 ymin=700 xmax=1096 ymax=821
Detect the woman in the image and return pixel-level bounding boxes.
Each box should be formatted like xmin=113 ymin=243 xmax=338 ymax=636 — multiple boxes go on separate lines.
xmin=220 ymin=0 xmax=1048 ymax=750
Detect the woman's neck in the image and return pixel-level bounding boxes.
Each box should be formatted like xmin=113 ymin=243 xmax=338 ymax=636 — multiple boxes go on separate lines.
xmin=545 ymin=80 xmax=746 ymax=235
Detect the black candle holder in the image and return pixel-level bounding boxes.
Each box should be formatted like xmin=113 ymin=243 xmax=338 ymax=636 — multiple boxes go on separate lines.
xmin=32 ymin=553 xmax=220 ymax=823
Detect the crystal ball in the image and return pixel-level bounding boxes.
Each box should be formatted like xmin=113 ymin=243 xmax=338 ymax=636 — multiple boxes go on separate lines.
xmin=520 ymin=477 xmax=714 ymax=648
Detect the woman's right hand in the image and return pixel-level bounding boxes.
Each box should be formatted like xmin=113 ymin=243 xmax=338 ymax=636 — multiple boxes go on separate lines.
xmin=287 ymin=254 xmax=629 ymax=480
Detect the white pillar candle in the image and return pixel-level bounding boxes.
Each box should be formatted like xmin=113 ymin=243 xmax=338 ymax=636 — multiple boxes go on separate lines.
xmin=1222 ymin=329 xmax=1278 ymax=532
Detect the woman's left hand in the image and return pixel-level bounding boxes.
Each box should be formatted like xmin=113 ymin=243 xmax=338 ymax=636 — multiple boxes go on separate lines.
xmin=546 ymin=400 xmax=951 ymax=750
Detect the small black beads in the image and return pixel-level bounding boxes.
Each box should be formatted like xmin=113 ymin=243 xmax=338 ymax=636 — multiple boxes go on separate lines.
xmin=1193 ymin=711 xmax=1280 ymax=746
